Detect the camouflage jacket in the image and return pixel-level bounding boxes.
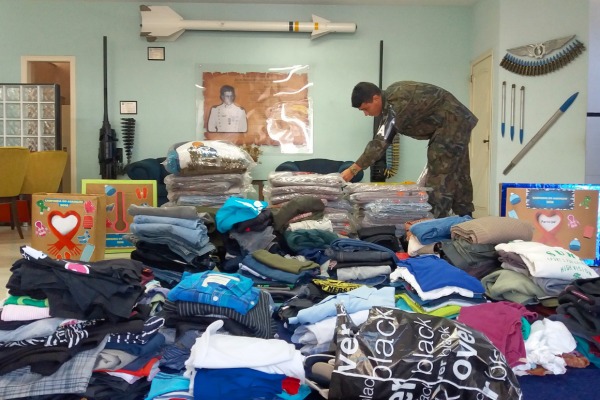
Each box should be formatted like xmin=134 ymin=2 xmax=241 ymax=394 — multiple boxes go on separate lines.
xmin=355 ymin=81 xmax=477 ymax=169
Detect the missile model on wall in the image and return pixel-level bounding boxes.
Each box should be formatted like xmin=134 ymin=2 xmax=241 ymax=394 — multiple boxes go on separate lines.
xmin=140 ymin=5 xmax=357 ymax=41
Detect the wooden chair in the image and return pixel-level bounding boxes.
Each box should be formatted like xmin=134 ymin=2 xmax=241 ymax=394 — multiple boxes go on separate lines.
xmin=0 ymin=147 xmax=30 ymax=239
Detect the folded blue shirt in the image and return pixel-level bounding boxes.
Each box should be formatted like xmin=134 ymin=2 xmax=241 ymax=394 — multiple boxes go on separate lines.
xmin=288 ymin=286 xmax=396 ymax=325
xmin=168 ymin=271 xmax=260 ymax=315
xmin=398 ymin=255 xmax=484 ymax=294
xmin=409 ymin=215 xmax=472 ymax=245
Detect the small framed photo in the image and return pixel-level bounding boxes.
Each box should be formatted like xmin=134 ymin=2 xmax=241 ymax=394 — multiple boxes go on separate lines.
xmin=120 ymin=101 xmax=137 ymax=115
xmin=147 ymin=46 xmax=165 ymax=61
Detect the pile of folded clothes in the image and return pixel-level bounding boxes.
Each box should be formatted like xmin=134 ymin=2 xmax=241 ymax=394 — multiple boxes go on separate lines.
xmin=125 ymin=204 xmax=216 ymax=288
xmin=551 ymin=277 xmax=600 ymax=343
xmin=263 ymin=171 xmax=345 ymax=206
xmin=343 ymin=183 xmax=433 ymax=237
xmin=264 ymin=172 xmax=356 ymax=236
xmin=163 ymin=140 xmax=256 ymax=207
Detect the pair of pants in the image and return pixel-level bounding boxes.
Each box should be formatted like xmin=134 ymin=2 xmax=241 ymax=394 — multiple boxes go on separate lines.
xmin=425 ymin=112 xmax=476 ymax=218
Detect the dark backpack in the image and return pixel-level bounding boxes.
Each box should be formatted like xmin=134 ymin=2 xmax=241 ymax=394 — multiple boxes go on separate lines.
xmin=440 ymin=238 xmax=501 ymax=279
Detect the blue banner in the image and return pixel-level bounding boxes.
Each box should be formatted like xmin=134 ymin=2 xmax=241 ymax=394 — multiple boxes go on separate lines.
xmin=526 ymin=189 xmax=574 ymax=210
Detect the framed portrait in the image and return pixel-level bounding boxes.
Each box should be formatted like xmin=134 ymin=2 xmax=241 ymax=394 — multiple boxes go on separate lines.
xmin=500 ymin=182 xmax=600 ymax=266
xmin=196 ymin=64 xmax=313 ymax=154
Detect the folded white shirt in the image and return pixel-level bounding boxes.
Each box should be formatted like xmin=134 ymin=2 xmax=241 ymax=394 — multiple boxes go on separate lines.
xmin=185 ymin=320 xmax=305 ymax=382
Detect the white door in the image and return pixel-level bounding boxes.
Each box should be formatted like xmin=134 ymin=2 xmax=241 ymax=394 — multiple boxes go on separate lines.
xmin=21 ymin=56 xmax=76 ymax=193
xmin=470 ymin=52 xmax=493 ymax=217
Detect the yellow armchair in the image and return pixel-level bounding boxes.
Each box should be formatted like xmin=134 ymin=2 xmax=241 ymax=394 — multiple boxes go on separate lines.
xmin=19 ymin=150 xmax=69 ymax=229
xmin=0 ymin=147 xmax=30 ymax=239
xmin=21 ymin=150 xmax=69 ymax=194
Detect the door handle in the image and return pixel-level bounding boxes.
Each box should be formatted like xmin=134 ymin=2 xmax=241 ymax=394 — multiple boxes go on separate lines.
xmin=483 ymin=140 xmax=489 ymax=143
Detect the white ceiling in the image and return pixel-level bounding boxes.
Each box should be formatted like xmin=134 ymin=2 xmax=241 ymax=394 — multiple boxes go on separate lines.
xmin=122 ymin=0 xmax=477 ymax=5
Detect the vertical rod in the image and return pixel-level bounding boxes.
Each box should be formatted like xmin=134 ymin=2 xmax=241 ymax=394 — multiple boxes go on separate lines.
xmin=519 ymin=86 xmax=525 ymax=144
xmin=370 ymin=40 xmax=386 ymax=182
xmin=510 ymin=83 xmax=516 ymax=141
xmin=501 ymin=81 xmax=506 ymax=137
xmin=378 ymin=40 xmax=383 ymax=89
xmin=103 ymin=36 xmax=108 ymax=123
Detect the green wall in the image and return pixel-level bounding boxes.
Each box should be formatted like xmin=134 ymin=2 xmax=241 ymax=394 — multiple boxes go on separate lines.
xmin=472 ymin=0 xmax=589 ymax=213
xmin=2 ymin=0 xmax=589 ymax=216
xmin=0 ymin=0 xmax=474 ymax=188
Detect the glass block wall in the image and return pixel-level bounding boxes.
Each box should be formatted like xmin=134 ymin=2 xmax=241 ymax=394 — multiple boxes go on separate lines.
xmin=0 ymin=84 xmax=61 ymax=150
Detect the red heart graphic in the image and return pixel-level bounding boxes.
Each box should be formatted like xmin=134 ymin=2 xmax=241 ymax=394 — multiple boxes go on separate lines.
xmin=535 ymin=210 xmax=562 ymax=246
xmin=47 ymin=210 xmax=82 ymax=257
xmin=535 ymin=210 xmax=562 ymax=233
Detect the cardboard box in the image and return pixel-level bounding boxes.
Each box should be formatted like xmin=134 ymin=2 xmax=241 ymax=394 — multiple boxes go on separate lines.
xmin=82 ymin=179 xmax=157 ymax=253
xmin=31 ymin=193 xmax=106 ymax=262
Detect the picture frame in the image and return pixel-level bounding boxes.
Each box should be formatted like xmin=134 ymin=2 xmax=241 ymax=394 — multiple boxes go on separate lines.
xmin=196 ymin=64 xmax=314 ymax=154
xmin=147 ymin=46 xmax=165 ymax=61
xmin=120 ymin=101 xmax=137 ymax=115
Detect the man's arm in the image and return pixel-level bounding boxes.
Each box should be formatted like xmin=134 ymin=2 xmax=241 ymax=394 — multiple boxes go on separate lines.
xmin=355 ymin=137 xmax=389 ymax=169
xmin=341 ymin=137 xmax=389 ymax=182
xmin=341 ymin=162 xmax=362 ymax=182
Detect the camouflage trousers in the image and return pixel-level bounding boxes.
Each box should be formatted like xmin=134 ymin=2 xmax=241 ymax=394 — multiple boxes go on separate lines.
xmin=425 ymin=112 xmax=475 ymax=218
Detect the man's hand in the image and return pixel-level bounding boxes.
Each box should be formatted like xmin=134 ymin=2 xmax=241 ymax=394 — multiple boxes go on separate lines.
xmin=341 ymin=163 xmax=361 ymax=182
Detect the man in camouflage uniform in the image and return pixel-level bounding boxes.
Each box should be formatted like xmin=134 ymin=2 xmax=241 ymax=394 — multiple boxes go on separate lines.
xmin=341 ymin=81 xmax=478 ymax=218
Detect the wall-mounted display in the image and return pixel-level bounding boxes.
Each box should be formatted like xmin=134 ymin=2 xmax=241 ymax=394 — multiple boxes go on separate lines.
xmin=147 ymin=46 xmax=165 ymax=61
xmin=140 ymin=5 xmax=356 ymax=41
xmin=500 ymin=35 xmax=585 ymax=76
xmin=120 ymin=101 xmax=137 ymax=114
xmin=196 ymin=64 xmax=313 ymax=154
xmin=0 ymin=83 xmax=61 ymax=150
xmin=500 ymin=183 xmax=600 ymax=266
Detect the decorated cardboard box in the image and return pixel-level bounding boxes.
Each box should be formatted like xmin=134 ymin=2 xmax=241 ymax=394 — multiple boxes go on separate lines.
xmin=31 ymin=193 xmax=107 ymax=261
xmin=82 ymin=179 xmax=157 ymax=253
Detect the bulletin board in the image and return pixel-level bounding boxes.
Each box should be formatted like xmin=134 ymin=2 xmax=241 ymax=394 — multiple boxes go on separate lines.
xmin=500 ymin=183 xmax=600 ymax=266
xmin=82 ymin=179 xmax=157 ymax=253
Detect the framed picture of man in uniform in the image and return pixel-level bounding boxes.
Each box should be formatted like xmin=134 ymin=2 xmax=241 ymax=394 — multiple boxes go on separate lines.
xmin=206 ymin=84 xmax=248 ymax=134
xmin=197 ymin=65 xmax=313 ymax=154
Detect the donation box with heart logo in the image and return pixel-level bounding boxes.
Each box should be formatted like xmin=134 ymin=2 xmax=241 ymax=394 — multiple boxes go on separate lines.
xmin=31 ymin=193 xmax=107 ymax=262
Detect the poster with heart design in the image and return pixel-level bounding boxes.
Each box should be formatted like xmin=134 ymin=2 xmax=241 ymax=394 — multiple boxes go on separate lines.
xmin=500 ymin=183 xmax=600 ymax=266
xmin=31 ymin=193 xmax=106 ymax=261
xmin=82 ymin=179 xmax=157 ymax=253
